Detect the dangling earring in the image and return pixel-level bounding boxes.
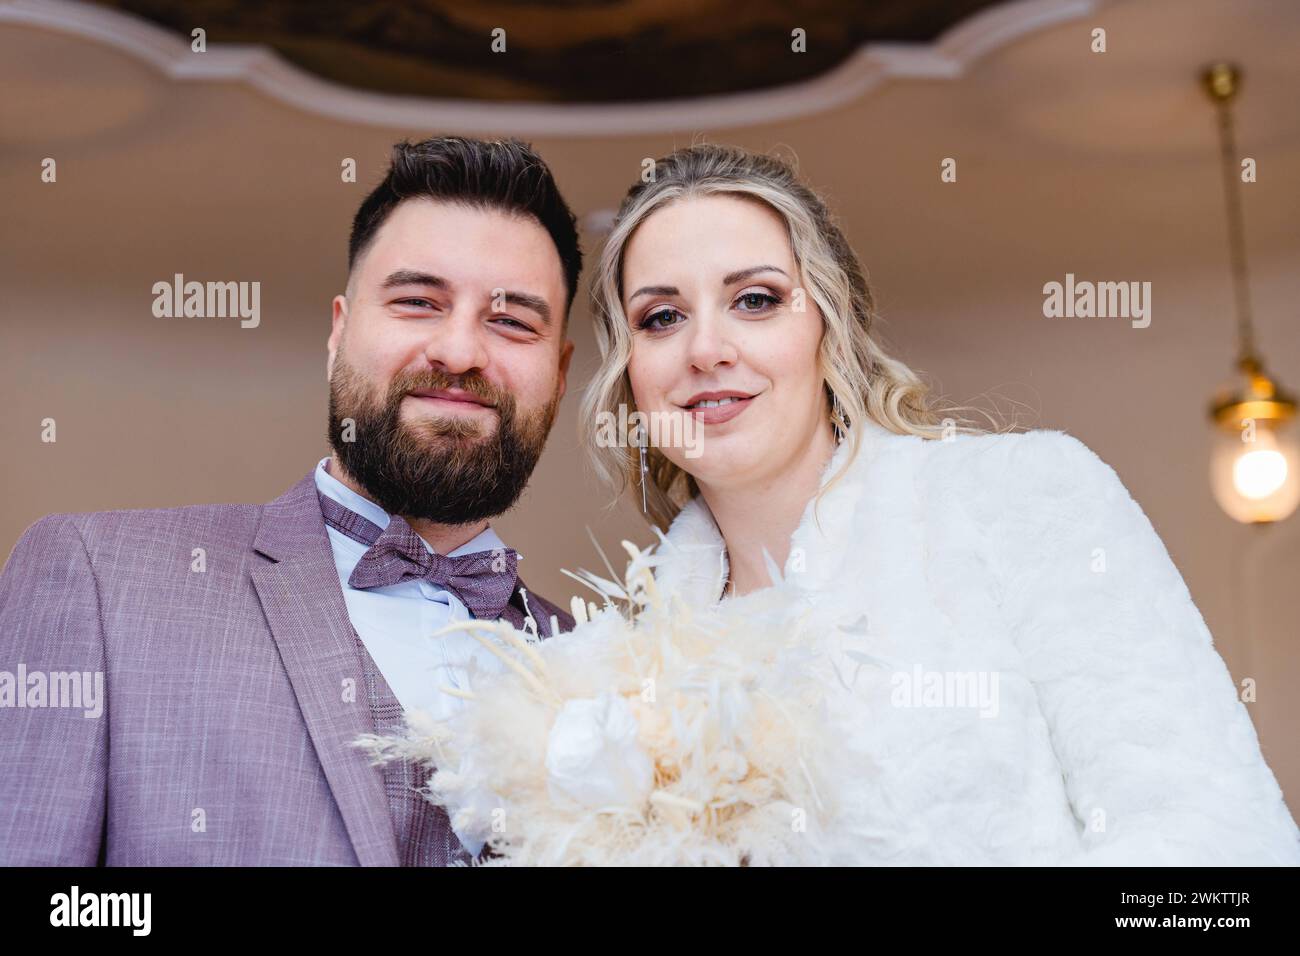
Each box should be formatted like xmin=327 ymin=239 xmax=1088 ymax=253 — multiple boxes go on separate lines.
xmin=638 ymin=443 xmax=649 ymax=514
xmin=831 ymin=393 xmax=847 ymax=444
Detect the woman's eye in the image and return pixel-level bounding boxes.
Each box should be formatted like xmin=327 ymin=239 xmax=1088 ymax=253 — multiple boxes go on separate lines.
xmin=735 ymin=291 xmax=780 ymax=312
xmin=638 ymin=308 xmax=684 ymax=331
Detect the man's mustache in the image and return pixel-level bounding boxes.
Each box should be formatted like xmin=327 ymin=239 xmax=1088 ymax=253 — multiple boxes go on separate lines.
xmin=386 ymin=370 xmax=511 ymax=412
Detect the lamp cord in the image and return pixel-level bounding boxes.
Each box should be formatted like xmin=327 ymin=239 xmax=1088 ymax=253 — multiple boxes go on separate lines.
xmin=1213 ymin=98 xmax=1257 ymax=366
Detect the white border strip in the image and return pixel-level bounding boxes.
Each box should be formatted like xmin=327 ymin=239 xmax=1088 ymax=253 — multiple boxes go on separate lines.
xmin=0 ymin=0 xmax=1099 ymax=135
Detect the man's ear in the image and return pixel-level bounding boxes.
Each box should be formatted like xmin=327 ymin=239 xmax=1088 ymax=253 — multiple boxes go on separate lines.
xmin=556 ymin=338 xmax=575 ymax=402
xmin=327 ymin=294 xmax=348 ymax=379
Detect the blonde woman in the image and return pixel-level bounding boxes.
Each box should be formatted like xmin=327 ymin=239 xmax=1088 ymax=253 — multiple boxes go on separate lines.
xmin=579 ymin=144 xmax=1300 ymax=865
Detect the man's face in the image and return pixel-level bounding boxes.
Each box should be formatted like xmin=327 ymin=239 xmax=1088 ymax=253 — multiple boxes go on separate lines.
xmin=326 ymin=198 xmax=574 ymax=524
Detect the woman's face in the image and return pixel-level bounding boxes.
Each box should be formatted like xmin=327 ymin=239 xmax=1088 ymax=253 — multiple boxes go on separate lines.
xmin=622 ymin=194 xmax=830 ymax=491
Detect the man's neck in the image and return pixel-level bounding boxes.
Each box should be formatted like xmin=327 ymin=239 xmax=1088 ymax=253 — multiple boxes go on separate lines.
xmin=325 ymin=453 xmax=490 ymax=555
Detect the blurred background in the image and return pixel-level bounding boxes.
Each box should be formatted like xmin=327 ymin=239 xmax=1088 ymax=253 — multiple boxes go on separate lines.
xmin=1 ymin=0 xmax=1297 ymax=818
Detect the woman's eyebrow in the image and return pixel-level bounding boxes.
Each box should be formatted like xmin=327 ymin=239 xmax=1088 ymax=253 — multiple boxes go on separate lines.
xmin=628 ymin=284 xmax=679 ymax=301
xmin=722 ymin=265 xmax=790 ymax=286
xmin=627 ymin=266 xmax=790 ymax=302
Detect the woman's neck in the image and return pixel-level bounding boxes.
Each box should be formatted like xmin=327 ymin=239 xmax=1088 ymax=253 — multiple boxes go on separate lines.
xmin=697 ymin=424 xmax=839 ymax=597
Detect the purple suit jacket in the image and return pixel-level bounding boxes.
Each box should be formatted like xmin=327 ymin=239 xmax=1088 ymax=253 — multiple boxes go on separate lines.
xmin=0 ymin=469 xmax=574 ymax=865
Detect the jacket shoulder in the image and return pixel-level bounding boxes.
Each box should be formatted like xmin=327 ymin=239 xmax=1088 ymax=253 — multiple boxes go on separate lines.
xmin=986 ymin=428 xmax=1124 ymax=499
xmin=907 ymin=427 xmax=1130 ymax=539
xmin=13 ymin=502 xmax=264 ymax=573
xmin=65 ymin=501 xmax=261 ymax=540
xmin=919 ymin=426 xmax=1116 ymax=485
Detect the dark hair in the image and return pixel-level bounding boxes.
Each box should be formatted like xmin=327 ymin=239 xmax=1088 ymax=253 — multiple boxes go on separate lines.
xmin=348 ymin=136 xmax=583 ymax=318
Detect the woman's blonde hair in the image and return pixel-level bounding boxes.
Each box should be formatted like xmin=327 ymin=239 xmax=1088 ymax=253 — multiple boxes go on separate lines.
xmin=581 ymin=143 xmax=1000 ymax=530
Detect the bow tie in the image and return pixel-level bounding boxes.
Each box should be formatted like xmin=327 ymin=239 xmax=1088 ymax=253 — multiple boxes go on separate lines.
xmin=317 ymin=491 xmax=519 ymax=622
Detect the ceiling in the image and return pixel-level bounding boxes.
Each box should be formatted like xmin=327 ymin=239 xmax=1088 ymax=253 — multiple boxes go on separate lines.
xmin=83 ymin=0 xmax=1005 ymax=102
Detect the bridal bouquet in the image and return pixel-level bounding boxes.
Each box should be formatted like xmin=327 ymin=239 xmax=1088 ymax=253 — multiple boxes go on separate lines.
xmin=355 ymin=539 xmax=847 ymax=866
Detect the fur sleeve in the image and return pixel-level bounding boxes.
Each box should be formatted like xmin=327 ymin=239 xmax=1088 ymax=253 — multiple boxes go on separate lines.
xmin=996 ymin=432 xmax=1300 ymax=865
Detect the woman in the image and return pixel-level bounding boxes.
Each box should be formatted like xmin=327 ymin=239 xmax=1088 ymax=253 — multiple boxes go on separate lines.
xmin=578 ymin=143 xmax=1300 ymax=865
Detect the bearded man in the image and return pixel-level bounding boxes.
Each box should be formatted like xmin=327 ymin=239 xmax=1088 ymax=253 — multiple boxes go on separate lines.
xmin=0 ymin=136 xmax=582 ymax=866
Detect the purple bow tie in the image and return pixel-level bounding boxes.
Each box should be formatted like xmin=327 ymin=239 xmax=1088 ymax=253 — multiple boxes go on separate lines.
xmin=318 ymin=491 xmax=519 ymax=622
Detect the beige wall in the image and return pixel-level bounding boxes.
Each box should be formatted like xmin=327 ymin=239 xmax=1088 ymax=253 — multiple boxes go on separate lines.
xmin=2 ymin=0 xmax=1297 ymax=819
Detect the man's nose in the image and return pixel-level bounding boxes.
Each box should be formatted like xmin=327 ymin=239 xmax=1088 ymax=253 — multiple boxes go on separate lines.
xmin=423 ymin=306 xmax=490 ymax=374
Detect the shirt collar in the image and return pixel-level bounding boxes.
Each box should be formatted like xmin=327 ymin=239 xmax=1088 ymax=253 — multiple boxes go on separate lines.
xmin=313 ymin=457 xmax=509 ymax=558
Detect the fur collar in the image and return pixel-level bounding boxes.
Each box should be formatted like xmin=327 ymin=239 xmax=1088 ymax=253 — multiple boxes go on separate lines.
xmin=654 ymin=417 xmax=908 ymax=607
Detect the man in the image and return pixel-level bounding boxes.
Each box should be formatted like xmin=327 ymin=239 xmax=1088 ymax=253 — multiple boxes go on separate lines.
xmin=0 ymin=136 xmax=581 ymax=865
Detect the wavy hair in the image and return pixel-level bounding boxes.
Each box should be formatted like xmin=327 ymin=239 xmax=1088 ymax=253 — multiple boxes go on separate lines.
xmin=581 ymin=144 xmax=1001 ymax=530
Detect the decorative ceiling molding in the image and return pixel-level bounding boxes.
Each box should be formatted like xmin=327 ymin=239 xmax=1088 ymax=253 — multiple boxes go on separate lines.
xmin=0 ymin=0 xmax=1100 ymax=135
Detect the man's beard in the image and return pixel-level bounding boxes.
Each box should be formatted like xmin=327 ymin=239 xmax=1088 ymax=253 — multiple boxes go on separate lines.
xmin=327 ymin=347 xmax=560 ymax=525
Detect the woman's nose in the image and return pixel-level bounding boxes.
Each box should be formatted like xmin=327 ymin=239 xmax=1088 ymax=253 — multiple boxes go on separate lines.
xmin=685 ymin=313 xmax=739 ymax=372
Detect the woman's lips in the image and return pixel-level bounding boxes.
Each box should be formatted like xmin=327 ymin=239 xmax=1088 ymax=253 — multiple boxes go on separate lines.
xmin=686 ymin=395 xmax=754 ymax=425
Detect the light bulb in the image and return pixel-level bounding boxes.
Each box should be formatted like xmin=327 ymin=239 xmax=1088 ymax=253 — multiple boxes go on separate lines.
xmin=1233 ymin=448 xmax=1288 ymax=499
xmin=1210 ymin=418 xmax=1300 ymax=523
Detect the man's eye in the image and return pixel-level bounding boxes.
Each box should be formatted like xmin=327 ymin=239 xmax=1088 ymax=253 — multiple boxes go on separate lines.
xmin=638 ymin=308 xmax=684 ymax=331
xmin=396 ymin=298 xmax=435 ymax=308
xmin=493 ymin=317 xmax=533 ymax=331
xmin=735 ymin=291 xmax=780 ymax=312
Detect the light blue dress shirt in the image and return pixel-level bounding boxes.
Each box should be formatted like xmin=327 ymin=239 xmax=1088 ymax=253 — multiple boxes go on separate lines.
xmin=313 ymin=456 xmax=513 ymax=717
xmin=315 ymin=456 xmax=516 ymax=857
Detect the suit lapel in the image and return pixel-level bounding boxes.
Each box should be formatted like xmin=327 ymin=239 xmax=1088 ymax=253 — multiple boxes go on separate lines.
xmin=250 ymin=471 xmax=399 ymax=867
xmin=501 ymin=576 xmax=566 ymax=637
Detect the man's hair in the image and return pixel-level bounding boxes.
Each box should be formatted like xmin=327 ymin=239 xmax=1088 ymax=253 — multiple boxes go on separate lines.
xmin=348 ymin=136 xmax=583 ymax=318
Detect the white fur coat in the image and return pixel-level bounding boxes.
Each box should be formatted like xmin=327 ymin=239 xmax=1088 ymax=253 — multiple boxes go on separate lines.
xmin=652 ymin=418 xmax=1300 ymax=865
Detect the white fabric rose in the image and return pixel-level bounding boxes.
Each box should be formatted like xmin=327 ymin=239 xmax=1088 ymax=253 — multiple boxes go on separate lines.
xmin=545 ymin=692 xmax=655 ymax=810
